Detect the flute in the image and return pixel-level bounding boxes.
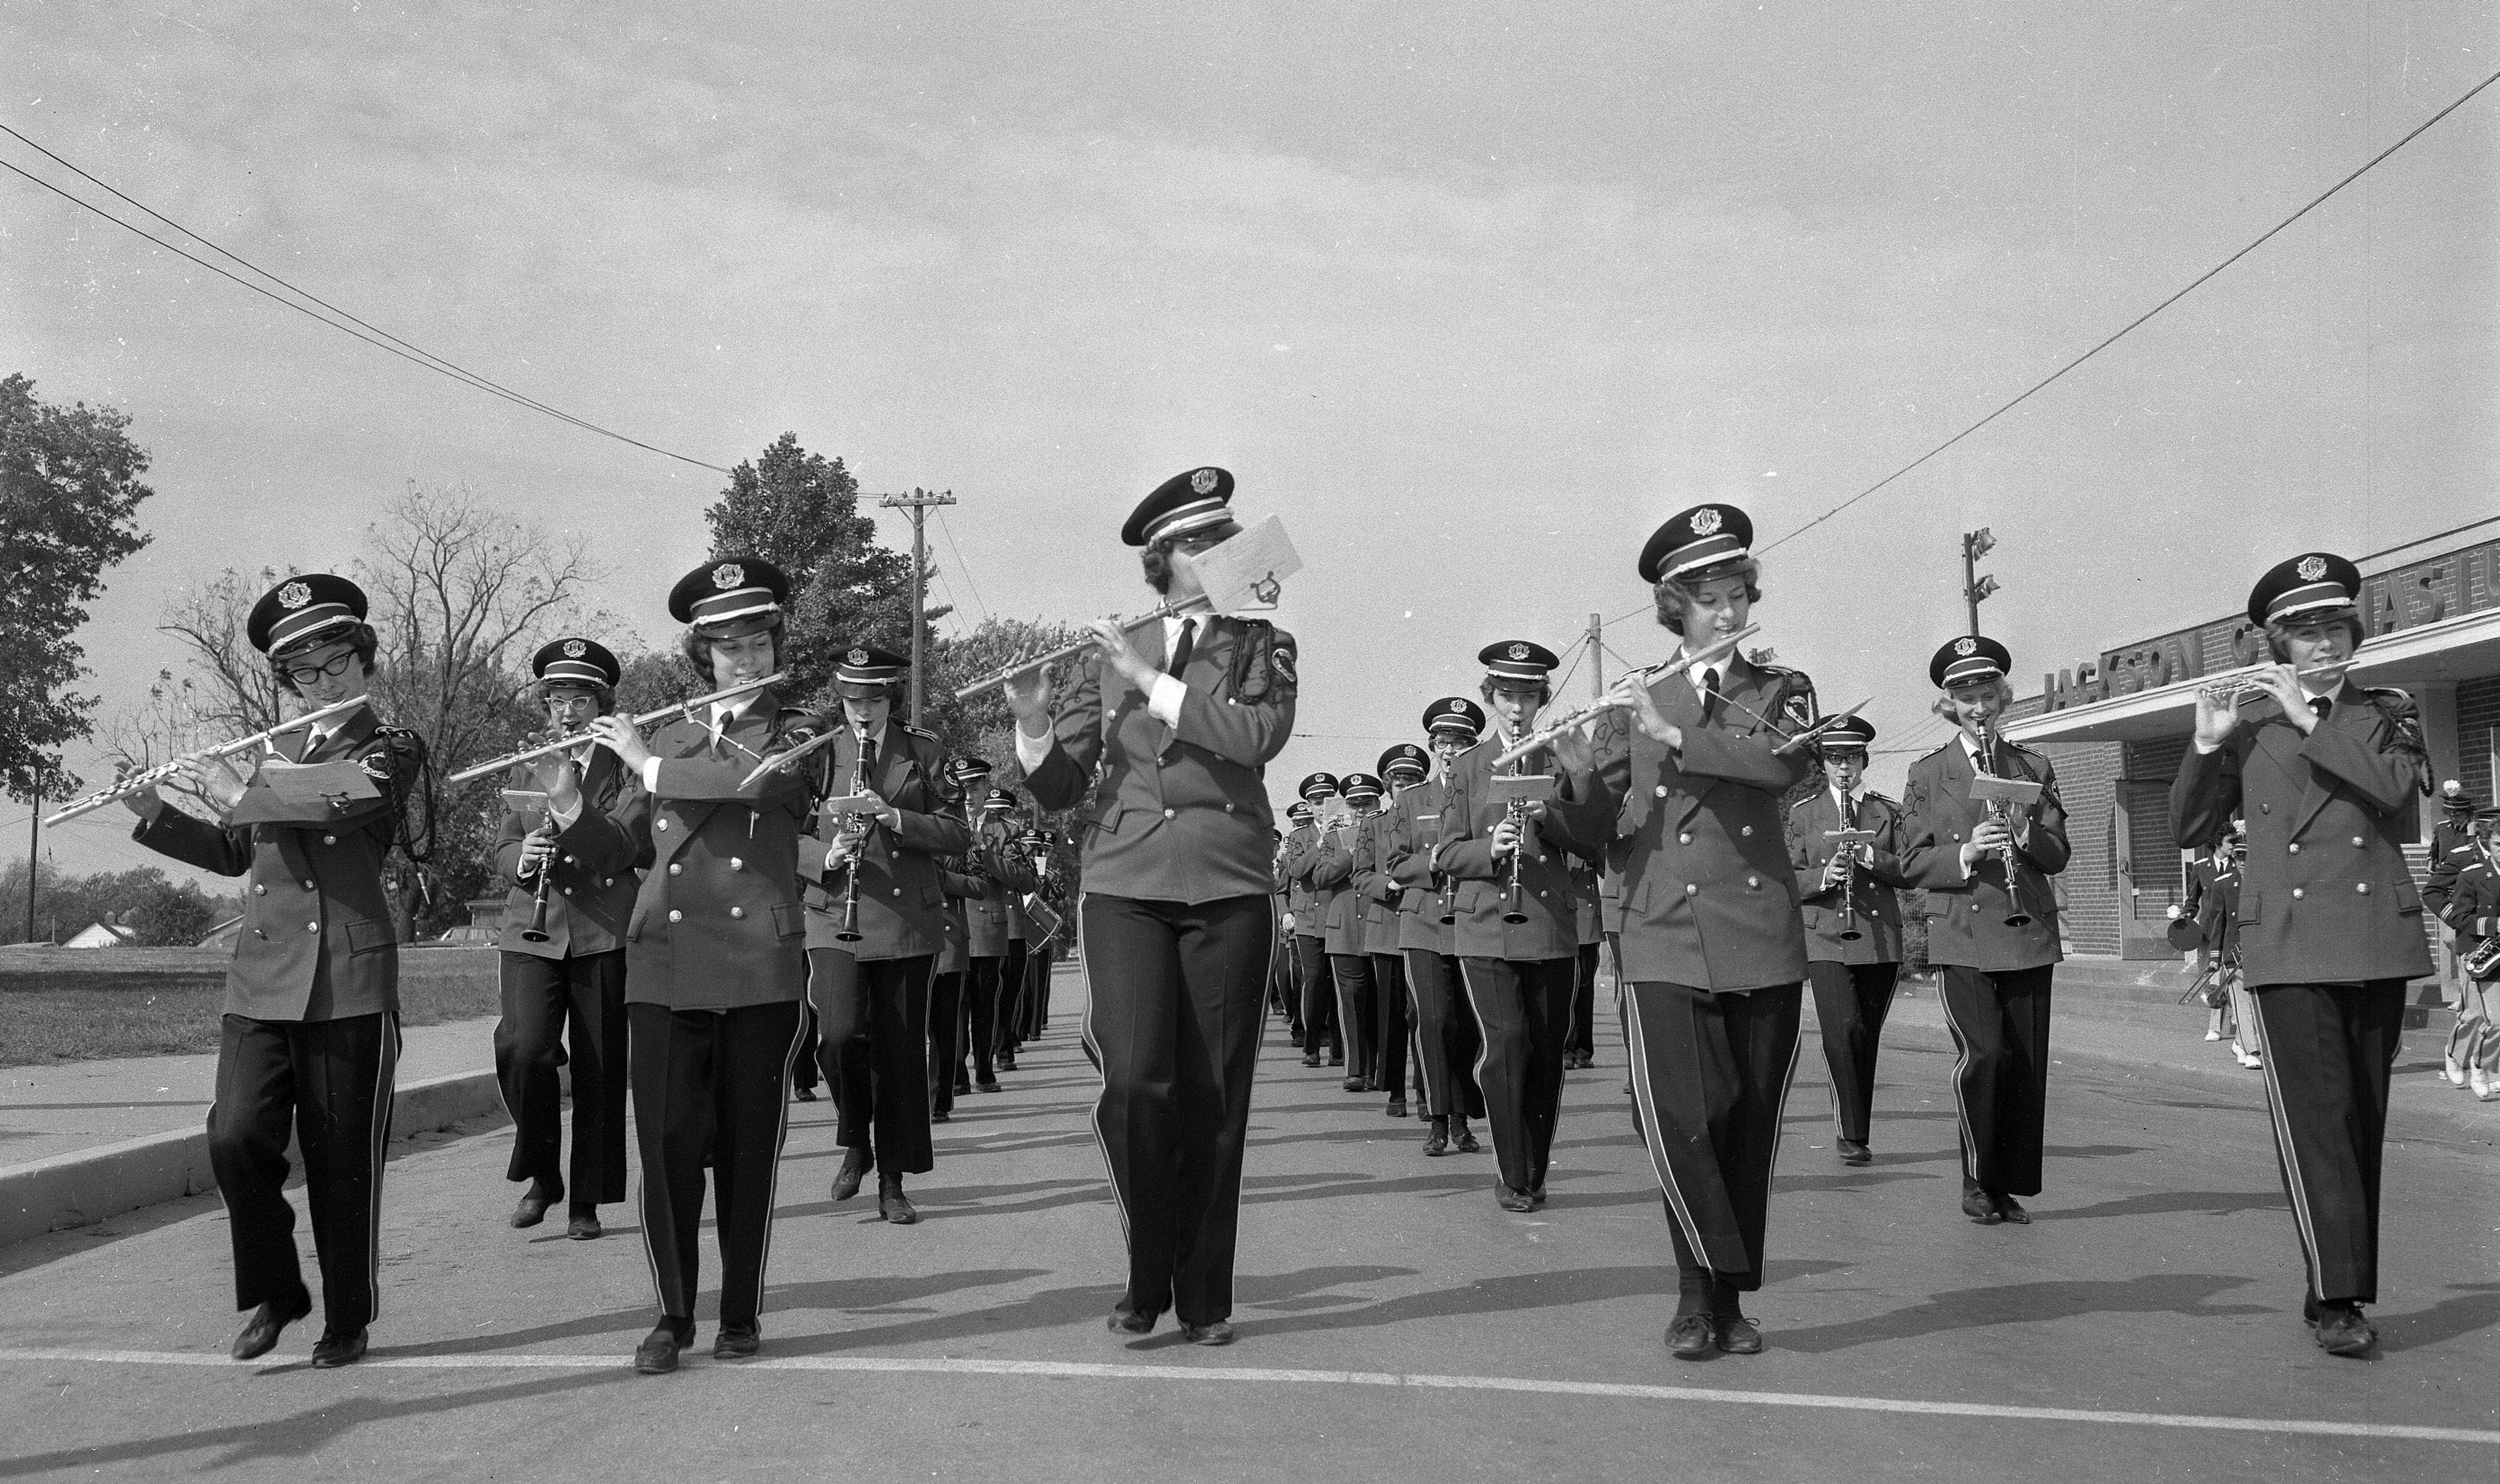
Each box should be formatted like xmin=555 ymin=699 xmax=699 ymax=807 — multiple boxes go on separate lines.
xmin=2195 ymin=660 xmax=2356 ymax=706
xmin=1491 ymin=626 xmax=1758 ymax=767
xmin=949 ymin=599 xmax=1210 ymax=700
xmin=46 ymin=694 xmax=372 ymax=826
xmin=448 ymin=674 xmax=785 ymax=784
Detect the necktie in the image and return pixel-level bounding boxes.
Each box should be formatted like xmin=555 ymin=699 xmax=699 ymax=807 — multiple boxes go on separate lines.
xmin=1701 ymin=668 xmax=1721 ymax=717
xmin=1167 ymin=619 xmax=1196 ymax=677
xmin=2311 ymin=696 xmax=2332 ymax=721
xmin=709 ymin=707 xmax=729 ymax=756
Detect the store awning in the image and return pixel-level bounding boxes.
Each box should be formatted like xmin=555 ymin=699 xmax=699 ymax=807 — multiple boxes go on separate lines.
xmin=2004 ymin=607 xmax=2500 ymax=745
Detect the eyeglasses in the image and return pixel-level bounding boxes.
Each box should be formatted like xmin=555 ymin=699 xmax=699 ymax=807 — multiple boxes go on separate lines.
xmin=282 ymin=652 xmax=359 ymax=685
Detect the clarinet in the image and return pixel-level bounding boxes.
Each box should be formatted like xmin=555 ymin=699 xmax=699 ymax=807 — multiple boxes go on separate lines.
xmin=1835 ymin=784 xmax=1864 ymax=942
xmin=833 ymin=733 xmax=867 ymax=944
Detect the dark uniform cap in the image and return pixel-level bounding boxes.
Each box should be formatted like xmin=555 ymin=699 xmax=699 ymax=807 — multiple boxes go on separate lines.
xmin=1121 ymin=466 xmax=1236 ymax=547
xmin=668 ymin=556 xmax=790 ymax=631
xmin=532 ymin=637 xmax=621 ymax=691
xmin=1299 ymin=771 xmax=1341 ymax=802
xmin=1340 ymin=772 xmax=1384 ymax=801
xmin=1286 ymin=801 xmax=1314 ymax=822
xmin=2247 ymin=551 xmax=2362 ymax=628
xmin=248 ymin=573 xmax=368 ymax=657
xmin=1422 ymin=696 xmax=1486 ymax=738
xmin=1929 ymin=633 xmax=2013 ymax=689
xmin=1639 ymin=503 xmax=1754 ymax=585
xmin=983 ymin=787 xmax=1019 ymax=813
xmin=832 ymin=643 xmax=909 ymax=698
xmin=1378 ymin=743 xmax=1430 ymax=780
xmin=1478 ymin=640 xmax=1561 ymax=683
xmin=1814 ymin=714 xmax=1878 ymax=755
xmin=2440 ymin=779 xmax=2477 ymax=812
xmin=947 ymin=756 xmax=995 ymax=786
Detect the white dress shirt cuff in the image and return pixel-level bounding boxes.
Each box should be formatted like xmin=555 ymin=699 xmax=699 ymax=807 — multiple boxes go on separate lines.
xmin=1014 ymin=723 xmax=1054 ymax=773
xmin=1146 ymin=674 xmax=1187 ymax=729
xmin=548 ymin=796 xmax=585 ymax=831
xmin=641 ymin=757 xmax=663 ymax=794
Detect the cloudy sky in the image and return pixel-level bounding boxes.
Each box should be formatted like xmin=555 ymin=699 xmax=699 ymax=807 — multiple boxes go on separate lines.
xmin=9 ymin=1 xmax=2495 ymax=886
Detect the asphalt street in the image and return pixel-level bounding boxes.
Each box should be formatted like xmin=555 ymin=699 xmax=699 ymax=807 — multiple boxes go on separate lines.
xmin=3 ymin=966 xmax=2495 ymax=1483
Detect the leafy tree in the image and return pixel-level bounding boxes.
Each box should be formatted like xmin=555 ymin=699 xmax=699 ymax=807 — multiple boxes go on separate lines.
xmin=0 ymin=860 xmax=232 ymax=946
xmin=0 ymin=374 xmax=154 ymax=801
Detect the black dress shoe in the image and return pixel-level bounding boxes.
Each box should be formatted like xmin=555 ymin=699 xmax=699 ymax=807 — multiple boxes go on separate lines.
xmin=712 ymin=1324 xmax=761 ymax=1360
xmin=1327 ymin=1055 xmax=1345 ymax=1066
xmin=1836 ymin=1138 xmax=1872 ymax=1166
xmin=230 ymin=1286 xmax=312 ymax=1360
xmin=1300 ymin=1053 xmax=1322 ymax=1067
xmin=997 ymin=1053 xmax=1018 ymax=1071
xmin=1180 ymin=1320 xmax=1236 ymax=1346
xmin=1994 ymin=1194 xmax=2031 ymax=1225
xmin=1342 ymin=1075 xmax=1365 ymax=1092
xmin=1529 ymin=1184 xmax=1548 ymax=1210
xmin=1453 ymin=1121 xmax=1480 ymax=1153
xmin=1495 ymin=1185 xmax=1535 ymax=1213
xmin=2314 ymin=1302 xmax=2377 ymax=1356
xmin=953 ymin=1079 xmax=973 ymax=1096
xmin=793 ymin=1084 xmax=818 ymax=1102
xmin=566 ymin=1207 xmax=602 ymax=1241
xmin=635 ymin=1323 xmax=689 ymax=1375
xmin=930 ymin=1107 xmax=951 ymax=1124
xmin=831 ymin=1148 xmax=872 ymax=1202
xmin=1962 ymin=1187 xmax=2003 ymax=1225
xmin=1106 ymin=1305 xmax=1158 ymax=1336
xmin=1385 ymin=1100 xmax=1408 ymax=1118
xmin=1423 ymin=1120 xmax=1450 ymax=1157
xmin=309 ymin=1328 xmax=367 ymax=1368
xmin=878 ymin=1179 xmax=919 ymax=1225
xmin=511 ymin=1183 xmax=561 ymax=1228
xmin=975 ymin=1078 xmax=1001 ymax=1093
xmin=1714 ymin=1315 xmax=1764 ymax=1354
xmin=1666 ymin=1314 xmax=1717 ymax=1360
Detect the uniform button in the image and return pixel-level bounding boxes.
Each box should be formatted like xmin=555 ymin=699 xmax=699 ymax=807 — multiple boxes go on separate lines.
xmin=892 ymin=887 xmax=903 ymax=896
xmin=1951 ymin=832 xmax=1962 ymax=842
xmin=2291 ymin=888 xmax=2305 ymax=900
xmin=2355 ymin=883 xmax=2369 ymax=895
xmin=1740 ymin=826 xmax=1753 ymax=838
xmin=1224 ymin=803 xmax=1236 ymax=814
xmin=730 ymin=857 xmax=744 ymax=871
xmin=1684 ymin=883 xmax=1698 ymax=896
xmin=1746 ymin=875 xmax=1760 ymax=888
xmin=1656 ymin=786 xmax=1669 ymax=799
xmin=2258 ymin=804 xmax=2270 ymax=814
xmin=253 ymin=884 xmax=266 ymax=896
xmin=656 ymin=819 xmax=669 ymax=831
xmin=1971 ymin=902 xmax=1981 ymax=912
xmin=669 ymin=909 xmax=683 ymax=922
xmin=1678 ymin=832 xmax=1692 ymax=845
xmin=303 ymin=879 xmax=316 ymax=891
xmin=1164 ymin=808 xmax=1176 ymax=819
xmin=602 ymin=879 xmax=613 ymax=887
xmin=730 ymin=906 xmax=745 ymax=919
xmin=2288 ymin=844 xmax=2300 ymax=855
xmin=306 ymin=922 xmax=318 ymax=933
xmin=2352 ymin=836 xmax=2365 ymax=847
xmin=1538 ymin=890 xmax=1549 ymax=899
xmin=563 ymin=855 xmax=576 ymax=866
xmin=322 ymin=834 xmax=337 ymax=845
xmin=668 ymin=863 xmax=682 ymax=875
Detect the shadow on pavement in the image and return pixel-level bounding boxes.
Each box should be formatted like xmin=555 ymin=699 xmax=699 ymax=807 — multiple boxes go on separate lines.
xmin=2376 ymin=1282 xmax=2500 ymax=1353
xmin=1770 ymin=1272 xmax=2273 ymax=1353
xmin=2029 ymin=1189 xmax=2286 ymax=1222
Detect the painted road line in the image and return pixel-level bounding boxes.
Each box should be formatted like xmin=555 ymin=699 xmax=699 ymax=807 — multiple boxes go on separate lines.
xmin=0 ymin=1347 xmax=2492 ymax=1446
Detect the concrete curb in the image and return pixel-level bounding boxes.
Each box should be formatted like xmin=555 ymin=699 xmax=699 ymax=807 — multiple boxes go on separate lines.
xmin=0 ymin=1068 xmax=506 ymax=1249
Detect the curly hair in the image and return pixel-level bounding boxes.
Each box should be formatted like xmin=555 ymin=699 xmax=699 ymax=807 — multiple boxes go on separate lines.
xmin=1930 ymin=677 xmax=2015 ymax=718
xmin=1654 ymin=557 xmax=1764 ymax=635
xmin=678 ymin=616 xmax=786 ymax=683
xmin=270 ymin=622 xmax=380 ymax=696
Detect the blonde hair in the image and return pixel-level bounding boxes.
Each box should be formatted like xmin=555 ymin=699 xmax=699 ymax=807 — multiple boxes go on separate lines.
xmin=1654 ymin=558 xmax=1763 ymax=635
xmin=1931 ymin=678 xmax=2014 ymax=718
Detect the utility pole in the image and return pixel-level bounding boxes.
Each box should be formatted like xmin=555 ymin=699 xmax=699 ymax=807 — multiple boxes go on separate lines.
xmin=1587 ymin=612 xmax=1605 ymax=700
xmin=1961 ymin=527 xmax=2001 ymax=636
xmin=24 ymin=762 xmax=38 ymax=944
xmin=876 ymin=488 xmax=958 ymax=726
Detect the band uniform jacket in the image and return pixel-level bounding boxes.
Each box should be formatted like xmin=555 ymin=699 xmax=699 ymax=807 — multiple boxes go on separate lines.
xmin=1557 ymin=657 xmax=1814 ymax=990
xmin=934 ymin=866 xmax=973 ymax=974
xmin=492 ymin=746 xmax=647 ymax=958
xmin=1309 ymin=816 xmax=1379 ymax=956
xmin=2425 ymin=847 xmax=2500 ymax=980
xmin=1355 ymin=809 xmax=1406 ymax=946
xmin=2424 ymin=814 xmax=2477 ymax=918
xmin=1786 ymin=786 xmax=1911 ymax=965
xmin=1021 ymin=615 xmax=1298 ymax=904
xmin=617 ymin=691 xmax=826 ymax=1010
xmin=1572 ymin=859 xmax=1603 ymax=947
xmin=1282 ymin=823 xmax=1322 ymax=931
xmin=1899 ymin=736 xmax=2070 ymax=974
xmin=1383 ymin=780 xmax=1454 ymax=955
xmin=133 ymin=705 xmax=424 ymax=1023
xmin=2170 ymin=687 xmax=2432 ymax=988
xmin=798 ymin=723 xmax=971 ymax=959
xmin=1437 ymin=738 xmax=1602 ymax=962
xmin=2181 ymin=853 xmax=2243 ymax=961
xmin=960 ymin=823 xmax=1039 ymax=959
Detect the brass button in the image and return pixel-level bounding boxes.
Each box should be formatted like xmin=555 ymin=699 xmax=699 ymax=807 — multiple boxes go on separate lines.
xmin=602 ymin=878 xmax=613 ymax=887
xmin=1677 ymin=832 xmax=1692 ymax=845
xmin=2355 ymin=883 xmax=2369 ymax=894
xmin=1656 ymin=786 xmax=1669 ymax=799
xmin=1684 ymin=883 xmax=1698 ymax=896
xmin=656 ymin=819 xmax=669 ymax=831
xmin=730 ymin=857 xmax=744 ymax=871
xmin=2292 ymin=888 xmax=2305 ymax=900
xmin=1224 ymin=803 xmax=1236 ymax=813
xmin=562 ymin=886 xmax=574 ymax=896
xmin=1951 ymin=832 xmax=1961 ymax=842
xmin=2288 ymin=844 xmax=2300 ymax=855
xmin=1971 ymin=902 xmax=1981 ymax=912
xmin=668 ymin=909 xmax=683 ymax=922
xmin=303 ymin=880 xmax=315 ymax=891
xmin=2352 ymin=836 xmax=2365 ymax=847
xmin=2258 ymin=804 xmax=2270 ymax=814
xmin=322 ymin=834 xmax=337 ymax=845
xmin=892 ymin=887 xmax=903 ymax=896
xmin=253 ymin=884 xmax=266 ymax=896
xmin=1740 ymin=826 xmax=1753 ymax=838
xmin=730 ymin=906 xmax=745 ymax=919
xmin=1747 ymin=875 xmax=1760 ymax=888
xmin=668 ymin=863 xmax=682 ymax=875
xmin=306 ymin=922 xmax=318 ymax=932
xmin=1164 ymin=808 xmax=1177 ymax=819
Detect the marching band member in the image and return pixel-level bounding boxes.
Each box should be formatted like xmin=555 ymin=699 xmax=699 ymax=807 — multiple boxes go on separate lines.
xmin=1783 ymin=715 xmax=1911 ymax=1165
xmin=1003 ymin=466 xmax=1299 ymax=1345
xmin=1273 ymin=805 xmax=1314 ymax=1045
xmin=490 ymin=637 xmax=645 ymax=1239
xmin=1363 ymin=746 xmax=1432 ymax=1118
xmin=953 ymin=786 xmax=1036 ymax=1096
xmin=1438 ymin=640 xmax=1597 ymax=1213
xmin=1313 ymin=773 xmax=1387 ymax=1095
xmin=1386 ymin=699 xmax=1486 ymax=1155
xmin=588 ymin=556 xmax=824 ymax=1374
xmin=1558 ymin=505 xmax=1814 ymax=1359
xmin=806 ymin=644 xmax=972 ymax=1224
xmin=2424 ymin=785 xmax=2488 ymax=1088
xmin=1566 ymin=859 xmax=1603 ymax=1069
xmin=124 ymin=573 xmax=424 ymax=1369
xmin=2424 ymin=808 xmax=2500 ymax=1101
xmin=1286 ymin=775 xmax=1344 ymax=1068
xmin=1898 ymin=634 xmax=2070 ymax=1228
xmin=924 ymin=760 xmax=994 ymax=1123
xmin=2174 ymin=553 xmax=2432 ymax=1356
xmin=1020 ymin=826 xmax=1069 ymax=1039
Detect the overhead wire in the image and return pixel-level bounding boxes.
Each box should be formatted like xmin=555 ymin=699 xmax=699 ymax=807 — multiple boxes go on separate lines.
xmin=933 ymin=506 xmax=992 ymax=624
xmin=0 ymin=124 xmax=731 ymax=474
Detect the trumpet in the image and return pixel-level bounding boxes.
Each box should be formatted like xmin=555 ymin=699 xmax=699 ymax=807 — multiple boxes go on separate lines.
xmin=2194 ymin=659 xmax=2356 ymax=708
xmin=1492 ymin=626 xmax=1758 ymax=767
xmin=1973 ymin=716 xmax=2037 ymax=928
xmin=46 ymin=693 xmax=372 ymax=826
xmin=448 ymin=674 xmax=785 ymax=784
xmin=950 ymin=599 xmax=1208 ymax=700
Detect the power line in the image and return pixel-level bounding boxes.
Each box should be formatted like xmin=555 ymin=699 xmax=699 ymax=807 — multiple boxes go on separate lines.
xmin=1757 ymin=65 xmax=2500 ymax=559
xmin=933 ymin=505 xmax=992 ymax=623
xmin=0 ymin=124 xmax=730 ymax=474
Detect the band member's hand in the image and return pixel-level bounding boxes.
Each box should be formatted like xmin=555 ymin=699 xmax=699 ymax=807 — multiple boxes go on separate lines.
xmin=1603 ymin=675 xmax=1682 ymax=750
xmin=2189 ymin=683 xmax=2243 ymax=750
xmin=1550 ymin=716 xmax=1597 ymax=775
xmin=528 ymin=750 xmax=582 ymax=812
xmin=518 ymin=831 xmax=558 ymax=875
xmin=1822 ymin=855 xmax=1852 ymax=890
xmin=1962 ymin=818 xmax=2014 ymax=872
xmin=116 ymin=760 xmax=167 ymax=820
xmin=1090 ymin=618 xmax=1158 ymax=691
xmin=586 ymin=715 xmax=654 ymax=771
xmin=182 ymin=755 xmax=251 ymax=812
xmin=1491 ymin=814 xmax=1542 ymax=859
xmin=1003 ymin=664 xmax=1053 ymax=734
xmin=2243 ymin=664 xmax=2312 ymax=734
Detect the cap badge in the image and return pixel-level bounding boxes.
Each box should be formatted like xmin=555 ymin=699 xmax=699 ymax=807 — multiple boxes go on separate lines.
xmin=711 ymin=562 xmax=743 ymax=590
xmin=1191 ymin=467 xmax=1219 ymax=495
xmin=1507 ymin=642 xmax=1531 ymax=661
xmin=562 ymin=639 xmax=587 ymax=658
xmin=2296 ymin=555 xmax=2327 ymax=581
xmin=847 ymin=648 xmax=870 ymax=665
xmin=1690 ymin=507 xmax=1723 ymax=536
xmin=1954 ymin=637 xmax=1979 ymax=657
xmin=277 ymin=581 xmax=312 ymax=611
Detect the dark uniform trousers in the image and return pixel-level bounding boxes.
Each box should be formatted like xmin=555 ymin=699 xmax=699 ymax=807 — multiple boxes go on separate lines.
xmin=1270 ymin=929 xmax=1302 ymax=1033
xmin=1568 ymin=942 xmax=1600 ymax=1059
xmin=996 ymin=939 xmax=1030 ymax=1056
xmin=811 ymin=948 xmax=938 ymax=1175
xmin=493 ymin=949 xmax=628 ymax=1201
xmin=1082 ymin=892 xmax=1272 ymax=1324
xmin=1806 ymin=960 xmax=1899 ymax=1146
xmin=2250 ymin=980 xmax=2407 ymax=1303
xmin=926 ymin=969 xmax=964 ymax=1113
xmin=1296 ymin=935 xmax=1341 ymax=1058
xmin=1330 ymin=953 xmax=1377 ymax=1084
xmin=210 ymin=1011 xmax=399 ymax=1333
xmin=1622 ymin=981 xmax=1801 ymax=1290
xmin=1367 ymin=951 xmax=1410 ymax=1101
xmin=1457 ymin=957 xmax=1575 ymax=1193
xmin=955 ymin=956 xmax=1005 ymax=1085
xmin=1022 ymin=943 xmax=1056 ymax=1038
xmin=629 ymin=1000 xmax=806 ymax=1328
xmin=1404 ymin=949 xmax=1483 ymax=1119
xmin=1938 ymin=965 xmax=2053 ymax=1196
